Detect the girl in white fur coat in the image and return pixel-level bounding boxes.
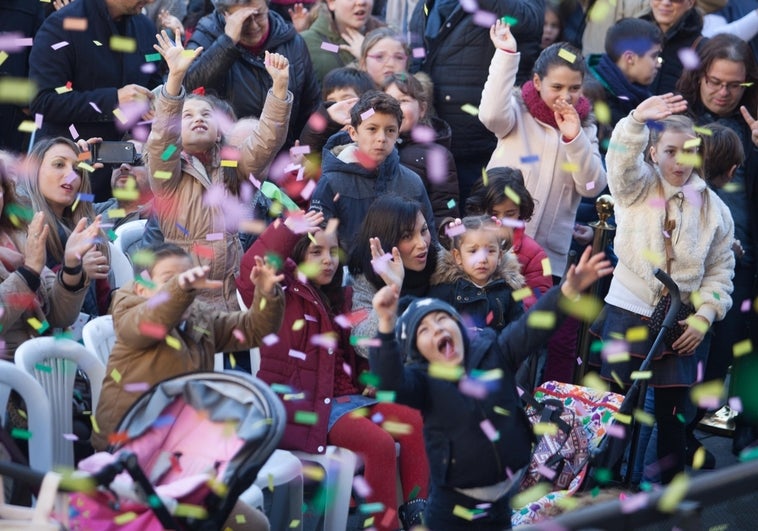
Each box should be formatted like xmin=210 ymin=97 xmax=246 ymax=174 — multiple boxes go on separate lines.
xmin=591 ymin=93 xmax=735 ymax=484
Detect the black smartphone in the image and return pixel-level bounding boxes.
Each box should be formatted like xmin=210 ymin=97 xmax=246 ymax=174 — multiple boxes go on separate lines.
xmin=91 ymin=142 xmax=138 ymax=164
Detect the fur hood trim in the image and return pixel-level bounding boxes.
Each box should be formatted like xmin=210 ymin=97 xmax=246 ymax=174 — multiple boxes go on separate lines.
xmin=430 ymin=247 xmax=525 ymax=289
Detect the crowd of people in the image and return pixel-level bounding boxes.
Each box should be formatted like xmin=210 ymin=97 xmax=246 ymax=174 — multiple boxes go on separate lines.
xmin=2 ymin=0 xmax=758 ymax=528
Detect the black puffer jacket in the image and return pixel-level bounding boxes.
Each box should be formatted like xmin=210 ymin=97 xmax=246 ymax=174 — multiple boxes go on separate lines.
xmin=641 ymin=8 xmax=705 ymax=96
xmin=185 ymin=10 xmax=320 ymax=146
xmin=408 ymin=0 xmax=544 ymax=160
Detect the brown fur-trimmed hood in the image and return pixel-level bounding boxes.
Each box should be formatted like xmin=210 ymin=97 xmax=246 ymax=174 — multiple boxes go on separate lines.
xmin=430 ymin=247 xmax=525 ymax=289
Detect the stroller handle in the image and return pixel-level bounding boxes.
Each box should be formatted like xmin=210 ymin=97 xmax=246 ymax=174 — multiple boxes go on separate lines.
xmin=653 ymin=268 xmax=681 ymax=331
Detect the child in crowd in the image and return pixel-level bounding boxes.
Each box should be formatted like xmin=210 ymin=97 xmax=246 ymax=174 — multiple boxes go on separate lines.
xmin=590 ymin=95 xmax=734 ymax=483
xmin=479 ymin=20 xmax=606 ymax=278
xmin=93 ymin=243 xmax=284 ymax=451
xmin=309 ymin=90 xmax=435 ymax=245
xmin=428 ymin=215 xmax=525 ymax=331
xmin=382 ymin=72 xmax=460 ymax=226
xmin=359 ymin=27 xmax=410 ymax=86
xmin=147 ymin=29 xmax=292 ymax=311
xmin=237 ymin=210 xmax=429 ymax=530
xmin=370 ymin=246 xmax=613 ymax=530
xmin=466 ymin=167 xmax=552 ymax=308
xmin=541 ymin=2 xmax=562 ymax=49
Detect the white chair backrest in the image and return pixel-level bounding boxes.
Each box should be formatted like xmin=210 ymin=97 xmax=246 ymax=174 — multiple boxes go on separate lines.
xmin=113 ymin=218 xmax=147 ymax=257
xmin=0 ymin=360 xmax=53 ymax=473
xmin=82 ymin=315 xmax=116 ymax=365
xmin=108 ymin=241 xmax=133 ymax=289
xmin=15 ymin=338 xmax=106 ymax=468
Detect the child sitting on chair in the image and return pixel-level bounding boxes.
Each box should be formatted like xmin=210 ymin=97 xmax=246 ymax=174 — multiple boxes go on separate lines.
xmin=370 ymin=246 xmax=613 ymax=530
xmin=93 ymin=243 xmax=284 ymax=452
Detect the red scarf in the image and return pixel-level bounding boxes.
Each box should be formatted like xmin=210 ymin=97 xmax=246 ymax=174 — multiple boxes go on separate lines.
xmin=520 ymin=80 xmax=591 ymax=130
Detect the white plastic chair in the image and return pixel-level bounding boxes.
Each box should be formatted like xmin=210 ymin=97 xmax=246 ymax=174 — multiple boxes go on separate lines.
xmin=253 ymin=449 xmax=304 ymax=531
xmin=0 ymin=360 xmax=53 ymax=473
xmin=113 ymin=218 xmax=147 ymax=257
xmin=15 ymin=337 xmax=106 ymax=468
xmin=108 ymin=241 xmax=134 ymax=289
xmin=81 ymin=315 xmax=115 ymax=365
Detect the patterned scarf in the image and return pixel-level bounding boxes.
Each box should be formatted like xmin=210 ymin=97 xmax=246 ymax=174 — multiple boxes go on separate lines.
xmin=520 ymin=80 xmax=591 ymax=130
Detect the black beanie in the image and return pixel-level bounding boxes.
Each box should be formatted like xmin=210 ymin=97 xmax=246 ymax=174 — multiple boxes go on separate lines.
xmin=395 ymin=297 xmax=469 ymax=364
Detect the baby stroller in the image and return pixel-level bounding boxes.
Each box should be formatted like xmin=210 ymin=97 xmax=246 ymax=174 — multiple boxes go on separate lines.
xmin=512 ymin=269 xmax=682 ymax=525
xmin=0 ymin=371 xmax=285 ymax=530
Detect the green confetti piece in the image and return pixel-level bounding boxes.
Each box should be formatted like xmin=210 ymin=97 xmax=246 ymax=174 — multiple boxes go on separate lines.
xmin=145 ymin=52 xmax=162 ymax=62
xmin=148 ymin=494 xmax=162 ymax=508
xmin=4 ymin=203 xmax=34 ymax=223
xmin=134 ymin=276 xmax=156 ymax=289
xmin=375 ymin=390 xmax=396 ymax=403
xmin=739 ymin=445 xmax=758 ymax=462
xmin=161 ymin=144 xmax=178 ymax=161
xmin=593 ymin=468 xmax=612 ymax=485
xmin=446 ymin=198 xmax=456 ymax=209
xmin=10 ymin=428 xmax=32 ymax=440
xmin=676 ymin=413 xmax=686 ymax=423
xmin=358 ymin=371 xmax=380 ymax=387
xmin=358 ymin=502 xmax=385 ymax=514
xmin=294 ymin=411 xmax=318 ymax=425
xmin=501 ymin=15 xmax=518 ymax=25
xmin=34 ymin=362 xmax=52 ymax=373
xmin=408 ymin=485 xmax=420 ymax=501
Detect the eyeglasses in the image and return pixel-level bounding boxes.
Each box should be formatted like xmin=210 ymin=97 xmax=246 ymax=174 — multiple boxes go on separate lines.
xmin=703 ymin=75 xmax=747 ymax=93
xmin=366 ymin=53 xmax=408 ymax=65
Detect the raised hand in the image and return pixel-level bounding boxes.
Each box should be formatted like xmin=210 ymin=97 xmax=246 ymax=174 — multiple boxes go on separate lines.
xmin=52 ymin=0 xmax=73 ymax=11
xmin=82 ymin=248 xmax=110 ymax=280
xmin=250 ymin=255 xmax=284 ymax=297
xmin=370 ymin=237 xmax=404 ymax=288
xmin=740 ymin=105 xmax=758 ymax=146
xmin=77 ymin=137 xmax=104 ymax=170
xmin=158 ymin=9 xmax=185 ymax=37
xmin=489 ymin=19 xmax=517 ymax=52
xmin=288 ymin=3 xmax=310 ymax=33
xmin=326 ymin=97 xmax=359 ymax=126
xmin=554 ymin=98 xmax=581 ymax=141
xmin=178 ymin=265 xmax=224 ymax=291
xmin=373 ymin=284 xmax=401 ymax=332
xmin=340 ymin=27 xmax=364 ymax=59
xmin=562 ymin=246 xmax=613 ymax=298
xmin=224 ymin=7 xmax=257 ymax=44
xmin=117 ymin=84 xmax=154 ymax=106
xmin=155 ymin=29 xmax=203 ymax=95
xmin=284 ymin=209 xmax=324 ymax=234
xmin=23 ymin=212 xmax=50 ymax=274
xmin=632 ymin=93 xmax=688 ymax=123
xmin=63 ymin=216 xmax=102 ymax=271
xmin=264 ymin=51 xmax=290 ymax=99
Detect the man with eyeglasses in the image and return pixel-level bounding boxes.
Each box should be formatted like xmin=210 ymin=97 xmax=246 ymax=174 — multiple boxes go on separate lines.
xmin=184 ymin=0 xmax=320 ymax=147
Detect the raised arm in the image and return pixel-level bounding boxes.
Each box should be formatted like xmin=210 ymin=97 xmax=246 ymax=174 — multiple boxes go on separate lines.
xmin=479 ymin=21 xmax=520 ymax=138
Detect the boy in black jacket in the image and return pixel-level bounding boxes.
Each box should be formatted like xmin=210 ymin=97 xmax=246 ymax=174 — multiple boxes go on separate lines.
xmin=370 ymin=246 xmax=612 ymax=530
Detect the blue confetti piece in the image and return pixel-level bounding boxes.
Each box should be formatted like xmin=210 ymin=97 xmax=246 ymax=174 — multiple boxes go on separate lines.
xmin=77 ymin=193 xmax=95 ymax=202
xmin=646 ymin=120 xmax=664 ymax=131
xmin=175 ymin=222 xmax=189 ymax=236
xmin=520 ymin=154 xmax=539 ymax=164
xmin=152 ymin=415 xmax=175 ymax=428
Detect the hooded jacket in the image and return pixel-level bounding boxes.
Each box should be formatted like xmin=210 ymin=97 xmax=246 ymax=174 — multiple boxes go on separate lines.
xmin=479 ymin=50 xmax=607 ymax=276
xmin=397 ymin=116 xmax=461 ymax=226
xmin=370 ymin=286 xmax=567 ymax=490
xmin=93 ymin=276 xmax=284 ymax=450
xmin=309 ymin=130 xmax=436 ymax=247
xmin=29 ymin=0 xmax=162 ymax=141
xmin=185 ymin=9 xmax=320 ymax=146
xmin=146 ymin=85 xmax=291 ymax=311
xmin=428 ymin=247 xmax=525 ymax=331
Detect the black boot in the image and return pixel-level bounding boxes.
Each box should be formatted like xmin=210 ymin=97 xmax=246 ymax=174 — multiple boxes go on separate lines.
xmin=398 ymin=498 xmax=426 ymax=530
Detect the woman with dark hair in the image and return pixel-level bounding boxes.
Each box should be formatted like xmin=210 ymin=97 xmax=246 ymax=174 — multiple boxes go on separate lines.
xmin=237 ymin=210 xmax=430 ymax=531
xmin=676 ymin=32 xmax=758 ymax=460
xmin=348 ymin=194 xmax=439 ymax=358
xmin=0 ymin=154 xmax=95 ymax=358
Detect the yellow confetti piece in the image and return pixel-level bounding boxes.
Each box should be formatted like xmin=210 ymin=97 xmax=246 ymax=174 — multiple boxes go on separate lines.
xmin=626 ymin=326 xmax=649 ymax=342
xmin=259 ymin=297 xmax=267 ymax=311
xmin=428 ymin=362 xmax=464 ymax=381
xmin=221 ymin=159 xmax=238 ymax=167
xmin=460 ymin=103 xmax=479 ymax=116
xmin=683 ymin=137 xmax=702 ymax=149
xmin=692 ymin=445 xmax=706 ymax=470
xmin=292 ymin=319 xmax=305 ymax=331
xmin=153 ymin=170 xmax=172 ymax=180
xmin=504 ymin=185 xmax=520 ymax=204
xmin=229 ymin=352 xmax=236 ymax=368
xmin=27 ymin=317 xmax=43 ymax=331
xmin=657 ymin=472 xmax=689 ymax=513
xmin=527 ymin=310 xmax=556 ymax=329
xmin=114 ymin=511 xmax=139 ymax=525
xmin=511 ymin=286 xmax=533 ymax=302
xmin=610 ymin=370 xmax=624 ymax=389
xmin=588 ymin=0 xmax=610 ymax=22
xmin=630 ymin=370 xmax=652 ymax=380
xmin=113 ymin=108 xmax=127 ymax=124
xmin=733 ymin=339 xmax=752 ymax=358
xmin=109 ymin=35 xmax=137 ymax=52
xmin=493 ymin=406 xmax=510 ymax=416
xmin=675 ymin=152 xmax=701 ymax=167
xmin=533 ymin=422 xmax=558 ymax=436
xmin=558 ymin=48 xmax=577 ymax=63
xmin=77 ymin=162 xmax=95 ymax=173
xmin=55 ymin=85 xmax=73 ymax=94
xmin=510 ymin=483 xmax=551 ymax=509
xmin=174 ymin=504 xmax=209 ymax=519
xmin=685 ymin=315 xmax=708 ymax=334
xmin=289 ymin=520 xmax=301 ymax=528
xmin=235 ymin=514 xmax=247 ymax=524
xmin=108 ymin=208 xmax=126 ymax=219
xmin=110 ymin=368 xmax=122 ymax=383
xmin=206 ymin=477 xmax=228 ymax=497
xmin=17 ymin=120 xmax=36 ymax=133
xmin=0 ymin=51 xmax=8 ymax=66
xmin=594 ymin=100 xmax=611 ymax=125
xmin=558 ymin=293 xmax=603 ymax=323
xmin=93 ymin=40 xmax=102 ymax=46
xmin=90 ymin=415 xmax=101 ymax=434
xmin=0 ymin=77 xmax=37 ymax=104
xmin=691 ymin=380 xmax=724 ymax=405
xmin=382 ymin=420 xmax=412 ymax=435
xmin=607 ymin=351 xmax=630 ymax=363
xmin=693 ymin=126 xmax=713 ymax=136
xmin=690 ymin=290 xmax=703 ymax=308
xmin=363 ymin=516 xmax=375 ymax=527
xmin=165 ymin=335 xmax=181 ymax=350
xmin=633 ymin=409 xmax=655 ymax=426
xmin=642 ymin=248 xmax=665 ymax=267
xmin=612 ymin=412 xmax=632 ymax=425
xmin=561 ymin=161 xmax=579 ymax=172
xmin=302 ymin=464 xmax=325 ymax=481
xmin=113 ymin=188 xmax=140 ymax=201
xmin=582 ymin=372 xmax=609 ymax=392
xmin=452 ymin=505 xmax=475 ymax=521
xmin=541 ymin=258 xmax=552 ymax=277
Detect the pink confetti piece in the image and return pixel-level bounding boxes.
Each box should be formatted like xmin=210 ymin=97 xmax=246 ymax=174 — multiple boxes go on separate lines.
xmin=69 ymin=123 xmax=79 ymax=139
xmin=354 ymin=337 xmax=381 ymax=347
xmin=51 ymin=41 xmax=69 ymax=50
xmin=698 ymin=396 xmax=720 ymax=409
xmin=311 ymin=333 xmax=338 ymax=349
xmin=320 ymin=41 xmax=340 ymax=53
xmin=206 ymin=232 xmax=224 ymax=241
xmin=460 ymin=0 xmax=478 ymax=12
xmin=342 ymin=362 xmax=352 ymax=376
xmin=62 ymin=433 xmax=79 ymax=441
xmin=124 ymin=382 xmax=151 ymax=393
xmin=305 ymin=314 xmax=318 ymax=322
xmin=606 ymin=423 xmax=626 ymax=439
xmin=290 ymin=144 xmax=311 ymax=155
xmin=140 ymin=62 xmax=157 ymax=74
xmin=360 ymin=108 xmax=375 ymax=120
xmin=741 ymin=298 xmax=751 ymax=312
xmin=426 ymin=145 xmax=447 ymax=184
xmin=479 ymin=419 xmax=499 ymax=441
xmin=0 ymin=34 xmax=31 ymax=52
xmin=371 ymin=412 xmax=384 ymax=423
xmin=678 ymin=48 xmax=700 ymax=70
xmin=472 ymin=9 xmax=497 ymax=28
xmin=459 ymin=377 xmax=488 ymax=399
xmin=249 ymin=173 xmax=262 ymax=189
xmin=63 ymin=170 xmax=79 ymax=184
xmin=412 ymin=47 xmax=426 ymax=59
xmin=146 ymin=291 xmax=170 ymax=308
xmin=353 ymin=475 xmax=372 ymax=497
xmin=232 ymin=329 xmax=246 ymax=342
xmin=34 ymin=113 xmax=43 ymax=128
xmin=536 ymin=463 xmax=556 ymax=479
xmin=576 ymin=356 xmax=583 ymax=365
xmin=444 ymin=222 xmax=467 ymax=238
xmin=288 ymin=349 xmax=306 ymax=360
xmin=586 ymin=181 xmax=595 ymax=191
xmin=499 ymin=217 xmax=526 ymax=229
xmin=410 ymin=124 xmax=436 ymax=143
xmin=88 ymin=101 xmax=102 ymax=114
xmin=648 ymin=197 xmax=666 ymax=209
xmin=516 ymin=386 xmax=525 ymax=397
xmin=263 ymin=333 xmax=279 ymax=346
xmin=300 ymin=179 xmax=317 ymax=201
xmin=682 ymin=184 xmax=702 ymax=208
xmin=697 ymin=360 xmax=703 ymax=382
xmin=620 ymin=492 xmax=649 ymax=513
xmin=220 ymin=146 xmax=241 ymax=161
xmin=729 ymin=396 xmax=743 ymax=412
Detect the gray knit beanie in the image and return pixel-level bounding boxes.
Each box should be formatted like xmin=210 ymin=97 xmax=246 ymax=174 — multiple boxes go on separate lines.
xmin=395 ymin=297 xmax=469 ymax=364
